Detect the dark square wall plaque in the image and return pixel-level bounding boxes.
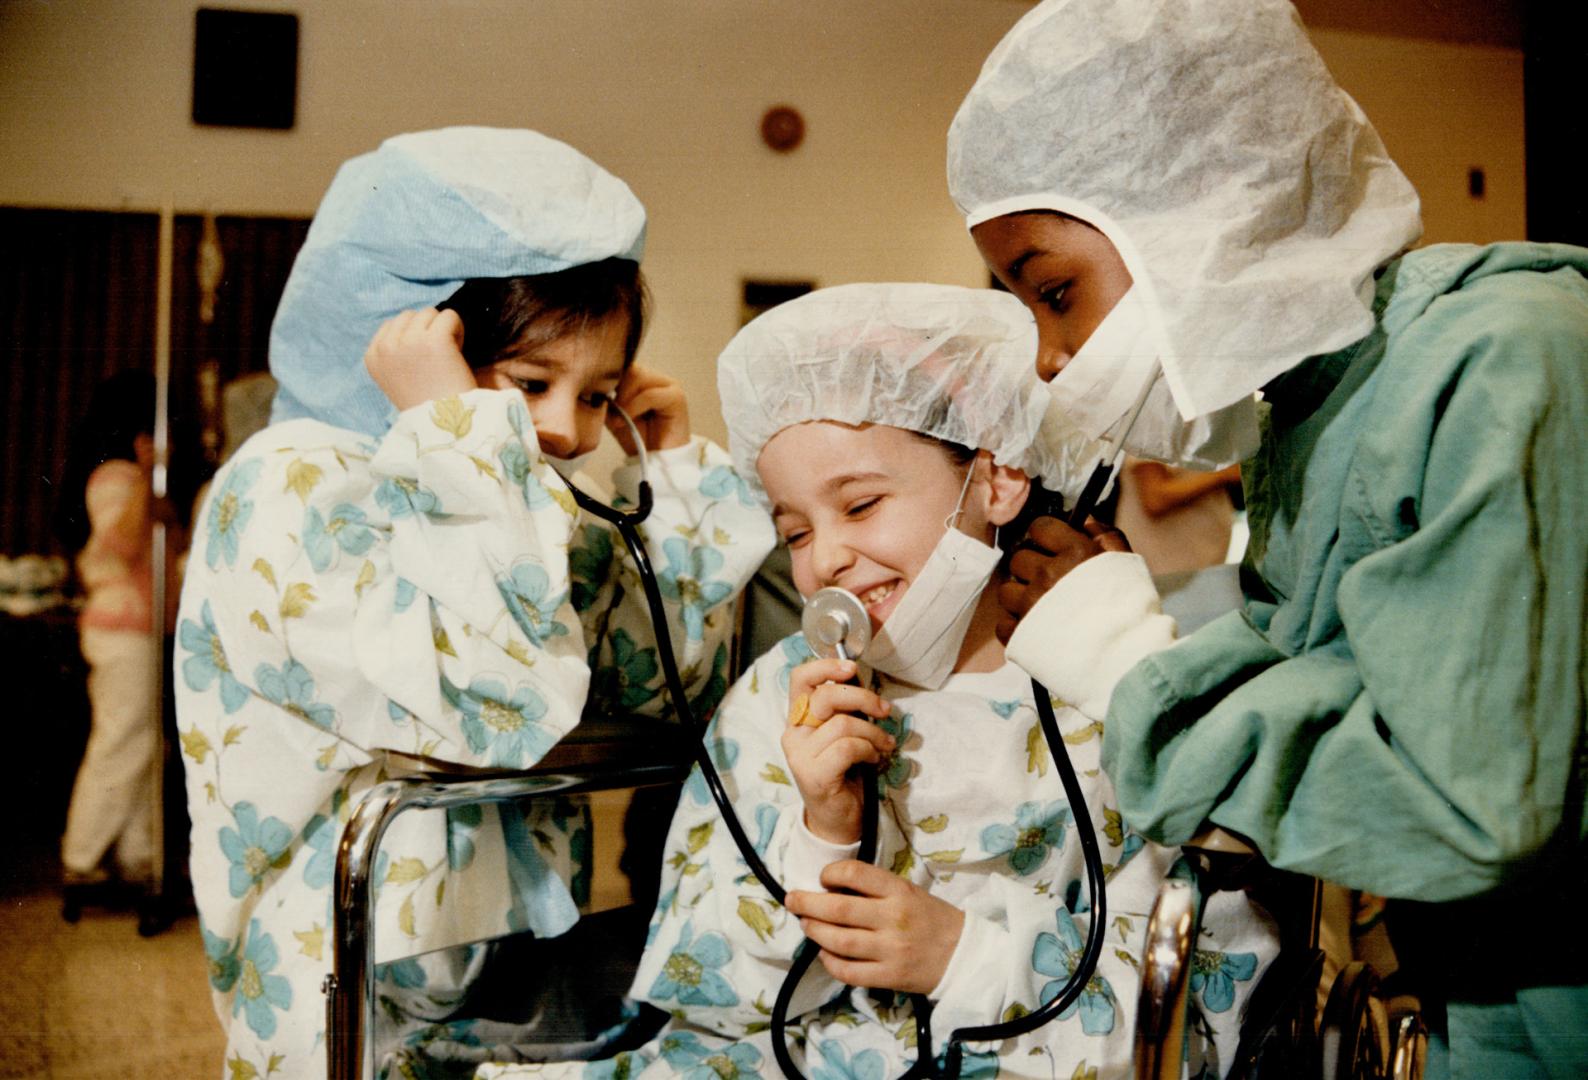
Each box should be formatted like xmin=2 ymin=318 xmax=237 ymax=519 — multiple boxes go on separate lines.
xmin=192 ymin=8 xmax=299 ymax=130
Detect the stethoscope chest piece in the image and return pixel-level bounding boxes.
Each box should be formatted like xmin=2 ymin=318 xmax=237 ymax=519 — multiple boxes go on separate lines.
xmin=801 ymin=586 xmax=871 ymax=662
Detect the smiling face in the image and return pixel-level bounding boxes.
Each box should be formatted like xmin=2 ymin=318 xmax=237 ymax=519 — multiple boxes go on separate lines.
xmin=473 ymin=313 xmax=629 ymax=459
xmin=972 ymin=211 xmax=1134 ymax=383
xmin=758 ymin=421 xmax=1027 ymax=634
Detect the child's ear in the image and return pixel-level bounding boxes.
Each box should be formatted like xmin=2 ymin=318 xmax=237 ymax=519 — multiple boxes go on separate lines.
xmin=980 ymin=453 xmax=1031 ymax=527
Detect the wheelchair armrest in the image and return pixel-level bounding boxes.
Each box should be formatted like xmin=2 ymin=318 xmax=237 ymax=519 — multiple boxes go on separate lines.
xmin=325 ymin=713 xmax=690 ymax=1080
xmin=1134 ymin=856 xmax=1205 ymax=1080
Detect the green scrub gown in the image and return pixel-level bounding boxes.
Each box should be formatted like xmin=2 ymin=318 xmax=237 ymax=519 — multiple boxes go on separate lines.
xmin=1100 ymin=242 xmax=1588 ymax=1079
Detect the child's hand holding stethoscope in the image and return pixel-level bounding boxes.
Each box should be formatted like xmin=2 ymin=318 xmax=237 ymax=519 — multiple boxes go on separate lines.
xmin=781 ymin=657 xmax=893 ymax=846
xmin=607 ymin=364 xmax=691 ymax=454
xmin=782 ymin=658 xmax=965 ymax=994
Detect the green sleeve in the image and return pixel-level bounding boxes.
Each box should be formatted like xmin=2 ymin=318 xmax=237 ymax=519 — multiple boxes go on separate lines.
xmin=1102 ymin=267 xmax=1588 ymax=902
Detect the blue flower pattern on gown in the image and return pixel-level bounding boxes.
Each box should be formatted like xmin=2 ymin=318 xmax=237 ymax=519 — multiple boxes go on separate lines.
xmin=219 ymin=801 xmax=295 ymax=898
xmin=684 ymin=736 xmax=738 ymax=806
xmin=594 ymin=627 xmax=662 ymax=711
xmin=446 ymin=803 xmax=483 ymax=872
xmin=658 ymin=537 xmax=733 ymax=642
xmin=659 ymin=1031 xmax=764 ymax=1080
xmin=650 ymin=921 xmax=739 ymax=1007
xmin=174 ymin=387 xmax=775 ymax=1078
xmin=980 ymin=799 xmax=1071 ymax=875
xmin=205 ymin=458 xmax=262 ymax=569
xmin=303 ymin=501 xmax=377 ymax=570
xmin=810 ymin=1041 xmax=885 ymax=1080
xmin=374 ymin=475 xmax=442 ymax=519
xmin=776 ymin=634 xmax=815 ymax=693
xmin=497 ymin=562 xmax=572 ymax=645
xmin=946 ymin=1049 xmax=999 ymax=1080
xmin=202 ymin=922 xmax=242 ymax=992
xmin=1191 ymin=948 xmax=1259 ymax=1013
xmin=254 ymin=659 xmax=337 ymax=729
xmin=446 ymin=674 xmax=556 ymax=767
xmin=569 ymin=523 xmax=616 ymax=612
xmin=875 ymin=710 xmax=914 ymax=792
xmin=300 ymin=811 xmax=335 ymax=890
xmin=700 ymin=465 xmax=756 ymax=507
xmin=1032 ymin=907 xmax=1118 ymax=1034
xmin=498 ymin=435 xmax=557 ymax=513
xmin=179 ymin=599 xmax=250 ymax=713
xmin=232 ymin=918 xmax=293 ymax=1039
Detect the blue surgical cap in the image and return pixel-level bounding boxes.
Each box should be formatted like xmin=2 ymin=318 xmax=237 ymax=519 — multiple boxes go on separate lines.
xmin=270 ymin=127 xmax=647 ymax=436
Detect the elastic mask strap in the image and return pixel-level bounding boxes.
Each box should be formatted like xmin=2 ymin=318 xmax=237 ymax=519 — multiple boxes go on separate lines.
xmin=942 ymin=458 xmax=978 ymax=532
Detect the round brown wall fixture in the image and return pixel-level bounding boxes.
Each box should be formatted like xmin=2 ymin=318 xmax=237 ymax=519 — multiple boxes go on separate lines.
xmin=760 ymin=106 xmax=805 ymax=153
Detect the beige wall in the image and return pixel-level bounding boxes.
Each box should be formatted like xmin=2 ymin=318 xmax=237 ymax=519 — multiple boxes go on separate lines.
xmin=1310 ymin=28 xmax=1525 ymax=248
xmin=0 ymin=1 xmax=1525 ymax=443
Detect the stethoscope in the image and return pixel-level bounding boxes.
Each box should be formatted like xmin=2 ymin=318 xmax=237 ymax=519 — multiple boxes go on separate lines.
xmin=553 ymin=405 xmax=788 ymax=896
xmin=560 ymin=375 xmax=1157 ymax=1078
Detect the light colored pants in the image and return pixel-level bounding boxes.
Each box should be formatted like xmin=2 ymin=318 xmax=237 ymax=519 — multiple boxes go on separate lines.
xmin=60 ymin=626 xmax=158 ymax=880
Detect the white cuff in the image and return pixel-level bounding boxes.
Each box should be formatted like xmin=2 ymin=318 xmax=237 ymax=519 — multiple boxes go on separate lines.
xmin=783 ymin=815 xmax=861 ymax=894
xmin=927 ymin=911 xmax=1006 ymax=1034
xmin=1005 ymin=550 xmax=1177 ymax=719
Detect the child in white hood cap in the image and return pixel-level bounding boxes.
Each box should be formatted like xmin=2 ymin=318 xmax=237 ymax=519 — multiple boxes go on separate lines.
xmin=479 ymin=283 xmax=1276 ymax=1080
xmin=174 ymin=127 xmax=773 ymax=1078
xmin=950 ymin=3 xmax=1588 ymax=1076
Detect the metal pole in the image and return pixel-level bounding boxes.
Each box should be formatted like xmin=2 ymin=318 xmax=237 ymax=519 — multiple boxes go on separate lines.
xmin=147 ymin=200 xmax=173 ymax=912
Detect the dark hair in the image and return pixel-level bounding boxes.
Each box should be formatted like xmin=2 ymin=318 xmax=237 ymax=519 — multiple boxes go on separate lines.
xmin=53 ymin=369 xmax=156 ymax=553
xmin=909 ymin=429 xmax=976 ymax=468
xmin=438 ymin=257 xmax=648 ymax=370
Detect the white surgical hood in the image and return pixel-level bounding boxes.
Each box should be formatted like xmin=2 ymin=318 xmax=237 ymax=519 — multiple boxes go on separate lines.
xmin=947 ymin=0 xmax=1423 ymax=421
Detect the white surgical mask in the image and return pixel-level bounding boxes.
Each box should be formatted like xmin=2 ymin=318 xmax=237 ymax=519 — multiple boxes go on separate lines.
xmin=1046 ymin=287 xmax=1260 ymax=470
xmin=862 ymin=466 xmax=1001 ymax=690
xmin=547 ymin=447 xmax=600 ymax=478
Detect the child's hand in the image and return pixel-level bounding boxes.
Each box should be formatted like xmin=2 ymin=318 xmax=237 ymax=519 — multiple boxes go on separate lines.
xmin=364 ymin=308 xmax=477 ymax=413
xmin=785 ymin=860 xmax=965 ymax=993
xmin=781 ymin=658 xmax=894 ymax=845
xmin=608 ymin=364 xmax=690 ymax=453
xmin=996 ymin=515 xmax=1130 ymax=643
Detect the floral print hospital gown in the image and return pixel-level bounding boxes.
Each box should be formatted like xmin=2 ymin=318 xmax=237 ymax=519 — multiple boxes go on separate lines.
xmin=175 ymin=388 xmax=773 ymax=1079
xmin=480 ymin=644 xmax=1279 ymax=1080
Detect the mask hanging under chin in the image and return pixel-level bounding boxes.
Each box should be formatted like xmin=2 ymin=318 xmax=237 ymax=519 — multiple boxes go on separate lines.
xmin=860 ymin=466 xmax=1002 ymax=690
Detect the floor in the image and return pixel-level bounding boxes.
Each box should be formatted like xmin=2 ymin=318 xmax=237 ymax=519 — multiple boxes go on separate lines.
xmin=0 ymin=780 xmax=634 ymax=1080
xmin=0 ymin=893 xmax=223 ymax=1079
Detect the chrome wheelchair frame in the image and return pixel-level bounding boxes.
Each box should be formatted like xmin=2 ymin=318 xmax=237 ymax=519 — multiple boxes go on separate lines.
xmin=323 ymin=714 xmax=688 ymax=1080
xmin=1131 ymin=834 xmax=1428 ymax=1080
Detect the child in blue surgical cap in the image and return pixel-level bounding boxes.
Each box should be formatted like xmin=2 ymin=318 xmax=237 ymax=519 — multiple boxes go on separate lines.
xmin=175 ymin=127 xmax=773 ymax=1079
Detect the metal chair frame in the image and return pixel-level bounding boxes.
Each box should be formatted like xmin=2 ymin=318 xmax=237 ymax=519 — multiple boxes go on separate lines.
xmin=1131 ymin=840 xmax=1427 ymax=1080
xmin=323 ymin=715 xmax=688 ymax=1080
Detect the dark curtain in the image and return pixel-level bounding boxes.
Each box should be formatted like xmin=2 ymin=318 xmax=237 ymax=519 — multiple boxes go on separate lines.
xmin=0 ymin=208 xmax=308 ymax=557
